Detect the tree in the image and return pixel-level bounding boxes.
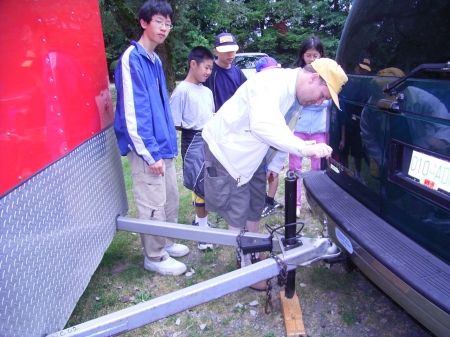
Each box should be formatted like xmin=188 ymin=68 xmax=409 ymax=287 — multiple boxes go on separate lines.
xmin=100 ymin=0 xmax=351 ymax=82
xmin=100 ymin=0 xmax=179 ymax=90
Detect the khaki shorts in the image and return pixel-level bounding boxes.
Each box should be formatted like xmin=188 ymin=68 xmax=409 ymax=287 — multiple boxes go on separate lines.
xmin=204 ymin=143 xmax=266 ymax=228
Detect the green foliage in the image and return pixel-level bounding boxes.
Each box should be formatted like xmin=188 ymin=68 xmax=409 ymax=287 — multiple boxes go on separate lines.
xmin=101 ymin=0 xmax=351 ymax=79
xmin=134 ymin=291 xmax=153 ymax=303
xmin=99 ymin=0 xmax=135 ymax=68
xmin=109 ymin=60 xmax=119 ymax=79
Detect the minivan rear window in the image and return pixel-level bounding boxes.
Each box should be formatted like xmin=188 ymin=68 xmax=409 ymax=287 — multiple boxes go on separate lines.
xmin=330 ymin=0 xmax=450 ymax=265
xmin=336 ymin=0 xmax=450 ymax=78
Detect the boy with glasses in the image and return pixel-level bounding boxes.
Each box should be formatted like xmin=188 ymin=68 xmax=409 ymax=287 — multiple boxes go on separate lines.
xmin=114 ymin=0 xmax=189 ymax=276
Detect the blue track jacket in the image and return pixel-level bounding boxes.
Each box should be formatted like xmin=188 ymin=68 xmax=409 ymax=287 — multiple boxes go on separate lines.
xmin=114 ymin=41 xmax=178 ymax=165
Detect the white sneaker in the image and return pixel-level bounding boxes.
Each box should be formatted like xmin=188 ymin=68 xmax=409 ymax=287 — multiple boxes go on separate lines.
xmin=191 ymin=220 xmax=214 ymax=251
xmin=198 ymin=242 xmax=214 ymax=251
xmin=296 ymin=206 xmax=301 ymax=218
xmin=144 ymin=256 xmax=187 ymax=276
xmin=164 ymin=243 xmax=189 ymax=257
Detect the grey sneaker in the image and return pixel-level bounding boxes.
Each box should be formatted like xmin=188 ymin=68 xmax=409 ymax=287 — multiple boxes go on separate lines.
xmin=144 ymin=256 xmax=187 ymax=276
xmin=191 ymin=220 xmax=214 ymax=251
xmin=164 ymin=243 xmax=189 ymax=257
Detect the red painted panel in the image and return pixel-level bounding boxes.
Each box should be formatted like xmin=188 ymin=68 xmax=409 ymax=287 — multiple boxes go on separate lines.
xmin=0 ymin=0 xmax=114 ymax=196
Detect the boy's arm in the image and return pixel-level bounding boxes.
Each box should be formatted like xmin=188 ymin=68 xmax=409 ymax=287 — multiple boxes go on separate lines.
xmin=210 ymin=91 xmax=216 ymax=116
xmin=247 ymin=76 xmax=331 ymax=159
xmin=170 ymin=84 xmax=186 ymax=130
xmin=118 ymin=51 xmax=162 ymax=165
xmin=267 ymin=150 xmax=287 ymax=174
xmin=246 ymin=82 xmax=305 ymax=156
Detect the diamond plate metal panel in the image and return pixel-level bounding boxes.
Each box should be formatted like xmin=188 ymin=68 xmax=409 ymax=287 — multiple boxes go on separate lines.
xmin=0 ymin=127 xmax=128 ymax=337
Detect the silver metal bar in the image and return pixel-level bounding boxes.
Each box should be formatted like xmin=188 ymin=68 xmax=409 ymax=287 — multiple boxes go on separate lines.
xmin=116 ymin=216 xmax=283 ymax=251
xmin=48 ymin=255 xmax=284 ymax=337
xmin=49 ymin=226 xmax=337 ymax=337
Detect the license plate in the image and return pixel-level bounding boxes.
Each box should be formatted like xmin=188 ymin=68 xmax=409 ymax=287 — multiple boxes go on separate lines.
xmin=408 ymin=150 xmax=450 ymax=194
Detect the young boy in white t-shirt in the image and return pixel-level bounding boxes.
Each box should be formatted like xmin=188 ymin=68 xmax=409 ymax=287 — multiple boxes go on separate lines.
xmin=170 ymin=46 xmax=215 ymax=251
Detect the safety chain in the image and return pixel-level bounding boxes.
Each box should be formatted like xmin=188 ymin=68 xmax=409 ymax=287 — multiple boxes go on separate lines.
xmin=265 ymin=279 xmax=273 ymax=314
xmin=236 ymin=228 xmax=289 ymax=315
xmin=236 ymin=228 xmax=248 ymax=249
xmin=272 ymin=253 xmax=288 ymax=286
xmin=235 ymin=246 xmax=242 ymax=269
xmin=235 ymin=228 xmax=248 ymax=268
xmin=265 ymin=253 xmax=288 ymax=314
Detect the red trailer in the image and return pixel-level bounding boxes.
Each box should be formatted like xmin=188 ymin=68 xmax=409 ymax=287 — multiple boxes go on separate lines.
xmin=0 ymin=1 xmax=128 ymax=335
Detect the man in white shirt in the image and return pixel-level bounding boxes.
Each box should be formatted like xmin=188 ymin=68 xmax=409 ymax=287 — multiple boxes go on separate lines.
xmin=202 ymin=58 xmax=347 ymax=282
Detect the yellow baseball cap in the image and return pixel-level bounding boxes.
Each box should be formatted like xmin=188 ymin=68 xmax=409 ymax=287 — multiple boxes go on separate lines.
xmin=311 ymin=58 xmax=348 ymax=110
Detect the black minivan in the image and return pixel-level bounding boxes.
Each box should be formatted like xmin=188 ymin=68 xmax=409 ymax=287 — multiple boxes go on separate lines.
xmin=304 ymin=0 xmax=450 ymax=336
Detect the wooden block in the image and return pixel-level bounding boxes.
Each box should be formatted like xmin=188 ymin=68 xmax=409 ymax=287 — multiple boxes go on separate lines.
xmin=279 ymin=290 xmax=306 ymax=337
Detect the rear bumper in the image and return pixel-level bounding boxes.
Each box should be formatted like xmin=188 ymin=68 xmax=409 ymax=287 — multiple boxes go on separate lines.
xmin=304 ymin=173 xmax=450 ymax=337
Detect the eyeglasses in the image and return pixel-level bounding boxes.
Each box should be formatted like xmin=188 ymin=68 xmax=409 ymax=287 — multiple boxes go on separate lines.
xmin=151 ymin=19 xmax=173 ymax=29
xmin=304 ymin=53 xmax=320 ymax=59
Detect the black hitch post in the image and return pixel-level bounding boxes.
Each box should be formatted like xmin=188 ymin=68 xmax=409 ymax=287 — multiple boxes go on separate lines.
xmin=284 ymin=170 xmax=298 ymax=298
